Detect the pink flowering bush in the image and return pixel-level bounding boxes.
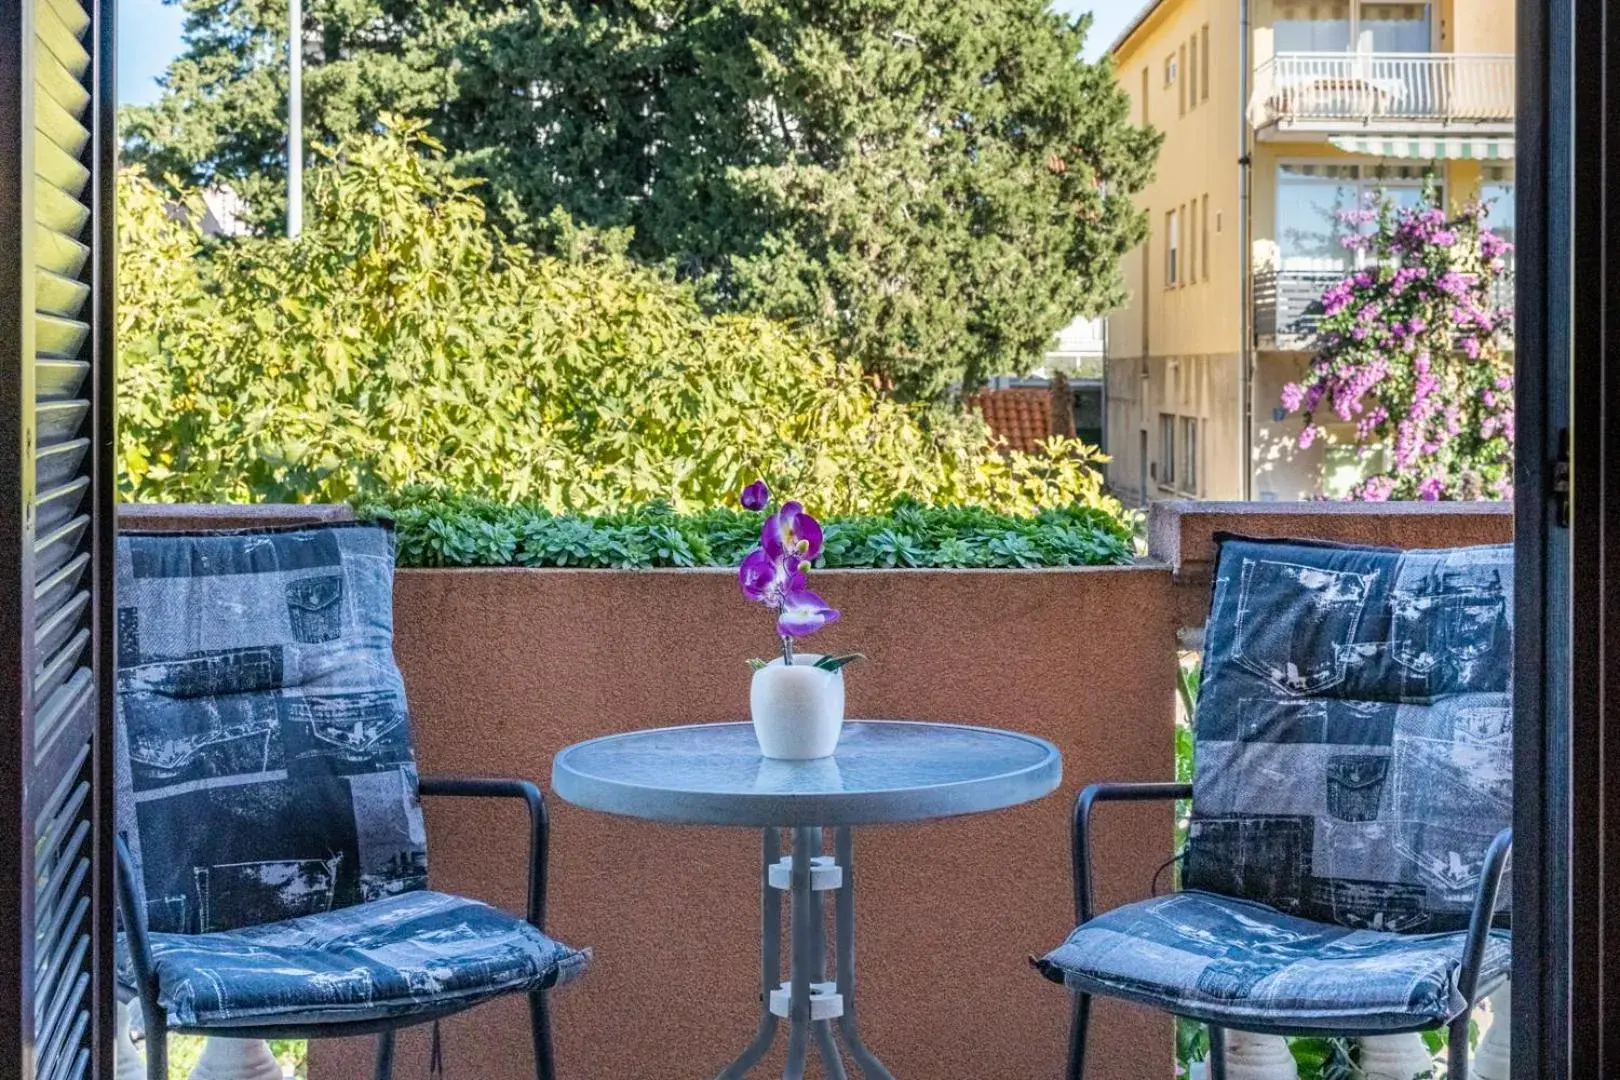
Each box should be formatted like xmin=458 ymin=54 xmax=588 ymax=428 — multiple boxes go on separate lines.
xmin=1280 ymin=191 xmax=1515 ymax=501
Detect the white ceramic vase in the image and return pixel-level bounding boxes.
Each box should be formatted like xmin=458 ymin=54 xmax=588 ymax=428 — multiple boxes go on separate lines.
xmin=750 ymin=654 xmax=845 ymax=759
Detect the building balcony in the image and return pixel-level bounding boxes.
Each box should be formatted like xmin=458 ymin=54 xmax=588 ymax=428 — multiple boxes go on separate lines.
xmin=1254 ymin=266 xmax=1515 ymax=351
xmin=1253 ymin=267 xmax=1344 ymax=349
xmin=1251 ymin=52 xmax=1516 ymax=138
xmin=108 ymin=500 xmax=1516 ymax=1080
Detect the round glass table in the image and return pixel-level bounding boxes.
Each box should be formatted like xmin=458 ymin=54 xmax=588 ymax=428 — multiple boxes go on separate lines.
xmin=551 ymin=720 xmax=1062 ymax=1080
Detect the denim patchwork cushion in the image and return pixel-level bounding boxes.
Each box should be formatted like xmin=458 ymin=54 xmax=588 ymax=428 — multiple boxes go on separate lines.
xmin=113 ymin=523 xmax=429 ymax=934
xmin=1184 ymin=537 xmax=1513 ymax=932
xmin=115 ymin=890 xmax=590 ymax=1028
xmin=1036 ymin=891 xmax=1510 ymax=1031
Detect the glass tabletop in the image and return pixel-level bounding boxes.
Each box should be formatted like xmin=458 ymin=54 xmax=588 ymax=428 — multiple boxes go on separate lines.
xmin=550 ymin=720 xmax=1062 ymax=826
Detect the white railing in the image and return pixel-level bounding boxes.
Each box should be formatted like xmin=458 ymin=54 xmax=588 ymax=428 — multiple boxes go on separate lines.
xmin=1251 ymin=52 xmax=1516 ymax=128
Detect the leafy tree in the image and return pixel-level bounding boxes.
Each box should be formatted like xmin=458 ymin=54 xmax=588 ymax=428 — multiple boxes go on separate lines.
xmin=119 ymin=122 xmax=1124 ymax=519
xmin=1280 ymin=191 xmax=1515 ymax=501
xmin=123 ymin=0 xmax=1159 ymax=397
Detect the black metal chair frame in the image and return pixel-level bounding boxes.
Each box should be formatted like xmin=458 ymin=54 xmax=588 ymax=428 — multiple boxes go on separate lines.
xmin=115 ymin=776 xmax=562 ymax=1080
xmin=1054 ymin=781 xmax=1512 ymax=1080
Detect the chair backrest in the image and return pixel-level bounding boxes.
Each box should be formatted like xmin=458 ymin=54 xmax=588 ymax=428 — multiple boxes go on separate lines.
xmin=1183 ymin=535 xmax=1513 ymax=933
xmin=113 ymin=523 xmax=428 ymax=934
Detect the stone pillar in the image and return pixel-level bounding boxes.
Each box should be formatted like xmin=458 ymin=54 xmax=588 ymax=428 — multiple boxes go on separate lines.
xmin=1358 ymin=1033 xmax=1436 ymax=1079
xmin=1221 ymin=1030 xmax=1300 ymax=1080
xmin=187 ymin=1037 xmax=284 ymax=1080
xmin=1474 ymin=987 xmax=1511 ymax=1080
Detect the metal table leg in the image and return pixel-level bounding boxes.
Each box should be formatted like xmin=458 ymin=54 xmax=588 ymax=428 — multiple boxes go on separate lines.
xmin=716 ymin=830 xmax=782 ymax=1080
xmin=715 ymin=826 xmax=895 ymax=1080
xmin=834 ymin=828 xmax=894 ymax=1080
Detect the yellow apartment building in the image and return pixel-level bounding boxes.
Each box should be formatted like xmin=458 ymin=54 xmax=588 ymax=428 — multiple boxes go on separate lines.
xmin=1103 ymin=0 xmax=1515 ymax=502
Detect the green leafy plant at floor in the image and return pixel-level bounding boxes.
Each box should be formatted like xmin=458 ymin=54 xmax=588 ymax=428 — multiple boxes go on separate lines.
xmin=162 ymin=1035 xmax=305 ymax=1079
xmin=118 ymin=119 xmax=1127 ymax=524
xmin=358 ymin=491 xmax=1135 ymax=570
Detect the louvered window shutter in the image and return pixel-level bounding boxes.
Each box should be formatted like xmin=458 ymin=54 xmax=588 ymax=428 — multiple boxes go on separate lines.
xmin=3 ymin=0 xmax=115 ymax=1076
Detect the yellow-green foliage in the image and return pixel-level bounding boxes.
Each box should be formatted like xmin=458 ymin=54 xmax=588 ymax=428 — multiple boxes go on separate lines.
xmin=118 ymin=121 xmax=1122 ymax=519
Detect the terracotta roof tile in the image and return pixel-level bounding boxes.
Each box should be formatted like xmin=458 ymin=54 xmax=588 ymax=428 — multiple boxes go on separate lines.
xmin=966 ymin=386 xmax=1073 ymax=455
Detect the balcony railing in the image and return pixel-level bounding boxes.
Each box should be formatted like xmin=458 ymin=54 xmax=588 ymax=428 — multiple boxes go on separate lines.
xmin=1255 ymin=266 xmax=1517 ymax=348
xmin=1253 ymin=268 xmax=1343 ymax=344
xmin=1251 ymin=52 xmax=1516 ymax=130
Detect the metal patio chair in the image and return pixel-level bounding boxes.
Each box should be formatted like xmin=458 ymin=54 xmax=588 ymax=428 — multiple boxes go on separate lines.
xmin=112 ymin=522 xmax=589 ymax=1080
xmin=1034 ymin=535 xmax=1513 ymax=1080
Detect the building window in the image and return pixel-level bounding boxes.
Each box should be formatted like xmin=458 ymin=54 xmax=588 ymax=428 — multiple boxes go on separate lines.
xmin=1274 ymin=0 xmax=1352 ymax=52
xmin=1165 ymin=54 xmax=1178 ymax=90
xmin=1275 ymin=162 xmax=1441 ymax=272
xmin=1361 ymin=2 xmax=1434 ymax=53
xmin=1188 ymin=36 xmax=1198 ymax=111
xmin=1179 ymin=44 xmax=1188 ymax=113
xmin=1201 ymin=194 xmax=1211 ymax=280
xmin=1482 ymin=166 xmax=1516 ymax=251
xmin=1166 ymin=209 xmax=1180 ymax=286
xmin=1187 ymin=200 xmax=1197 ymax=283
xmin=1158 ymin=414 xmax=1176 ymax=489
xmin=1181 ymin=417 xmax=1199 ymax=494
xmin=1201 ymin=25 xmax=1210 ymax=102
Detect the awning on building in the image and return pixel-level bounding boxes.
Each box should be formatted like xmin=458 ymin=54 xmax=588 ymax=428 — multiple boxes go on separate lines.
xmin=1328 ymin=135 xmax=1516 ymax=160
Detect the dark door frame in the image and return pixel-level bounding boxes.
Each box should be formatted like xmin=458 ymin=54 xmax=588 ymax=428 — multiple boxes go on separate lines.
xmin=1514 ymin=0 xmax=1617 ymax=1074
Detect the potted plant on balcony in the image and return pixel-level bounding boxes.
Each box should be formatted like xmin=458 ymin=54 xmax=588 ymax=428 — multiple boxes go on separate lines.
xmin=737 ymin=480 xmax=860 ymax=759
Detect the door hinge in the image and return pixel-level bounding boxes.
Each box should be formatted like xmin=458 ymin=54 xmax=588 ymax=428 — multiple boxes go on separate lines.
xmin=1553 ymin=427 xmax=1571 ymax=528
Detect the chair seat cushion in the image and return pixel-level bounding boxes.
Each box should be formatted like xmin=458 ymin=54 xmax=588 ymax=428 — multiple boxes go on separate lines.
xmin=1035 ymin=891 xmax=1509 ymax=1032
xmin=117 ymin=890 xmax=590 ymax=1028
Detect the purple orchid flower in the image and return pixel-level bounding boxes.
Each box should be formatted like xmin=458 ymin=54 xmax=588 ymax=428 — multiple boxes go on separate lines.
xmin=740 ymin=479 xmax=770 ymax=512
xmin=761 ymin=501 xmax=824 ymax=562
xmin=738 ymin=490 xmax=843 ymax=662
xmin=738 ymin=548 xmax=794 ymax=606
xmin=777 ymin=586 xmax=840 ymax=638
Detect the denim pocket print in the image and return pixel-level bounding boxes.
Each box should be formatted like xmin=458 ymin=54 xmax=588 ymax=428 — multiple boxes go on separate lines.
xmin=1389 ymin=588 xmax=1508 ymax=694
xmin=1325 ymin=754 xmax=1389 ymax=822
xmin=1233 ymin=558 xmax=1372 ymax=695
xmin=286 ymin=574 xmax=344 ymax=644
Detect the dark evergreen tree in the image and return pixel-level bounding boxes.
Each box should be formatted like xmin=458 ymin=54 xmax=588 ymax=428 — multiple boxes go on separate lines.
xmin=125 ymin=0 xmax=1159 ymax=397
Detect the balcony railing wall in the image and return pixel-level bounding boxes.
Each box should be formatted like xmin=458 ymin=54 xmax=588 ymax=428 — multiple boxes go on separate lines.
xmin=1255 ymin=267 xmax=1517 ymax=347
xmin=1251 ymin=52 xmax=1516 ymax=128
xmin=1253 ymin=268 xmax=1343 ymax=344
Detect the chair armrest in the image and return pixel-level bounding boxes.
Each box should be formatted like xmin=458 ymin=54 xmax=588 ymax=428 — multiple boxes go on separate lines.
xmin=1458 ymin=827 xmax=1512 ymax=1004
xmin=417 ymin=776 xmax=549 ymax=930
xmin=1072 ymin=782 xmax=1193 ymax=925
xmin=113 ymin=834 xmax=159 ymax=1002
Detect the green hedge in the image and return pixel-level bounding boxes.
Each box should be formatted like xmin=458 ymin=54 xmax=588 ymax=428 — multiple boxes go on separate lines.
xmin=118 ymin=120 xmax=1126 ymax=523
xmin=362 ymin=491 xmax=1135 ymax=570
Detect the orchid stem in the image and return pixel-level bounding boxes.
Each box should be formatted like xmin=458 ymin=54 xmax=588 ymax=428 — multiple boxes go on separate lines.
xmin=781 ymin=636 xmax=795 ymax=666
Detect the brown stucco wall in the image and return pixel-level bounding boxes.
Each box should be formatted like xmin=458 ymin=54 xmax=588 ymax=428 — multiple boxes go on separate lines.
xmin=309 ymin=565 xmax=1181 ymax=1080
xmin=1147 ymin=500 xmax=1515 ymax=632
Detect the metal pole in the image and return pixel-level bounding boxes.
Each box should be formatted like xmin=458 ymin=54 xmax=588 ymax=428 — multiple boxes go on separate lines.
xmin=286 ymin=0 xmax=302 ymax=237
xmin=1237 ymin=0 xmax=1253 ymax=500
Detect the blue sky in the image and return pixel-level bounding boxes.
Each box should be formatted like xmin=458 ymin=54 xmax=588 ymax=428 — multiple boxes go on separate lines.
xmin=118 ymin=0 xmax=1141 ymax=105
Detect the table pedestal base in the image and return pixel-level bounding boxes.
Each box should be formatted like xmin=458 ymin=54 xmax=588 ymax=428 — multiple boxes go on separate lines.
xmin=716 ymin=827 xmax=895 ymax=1080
